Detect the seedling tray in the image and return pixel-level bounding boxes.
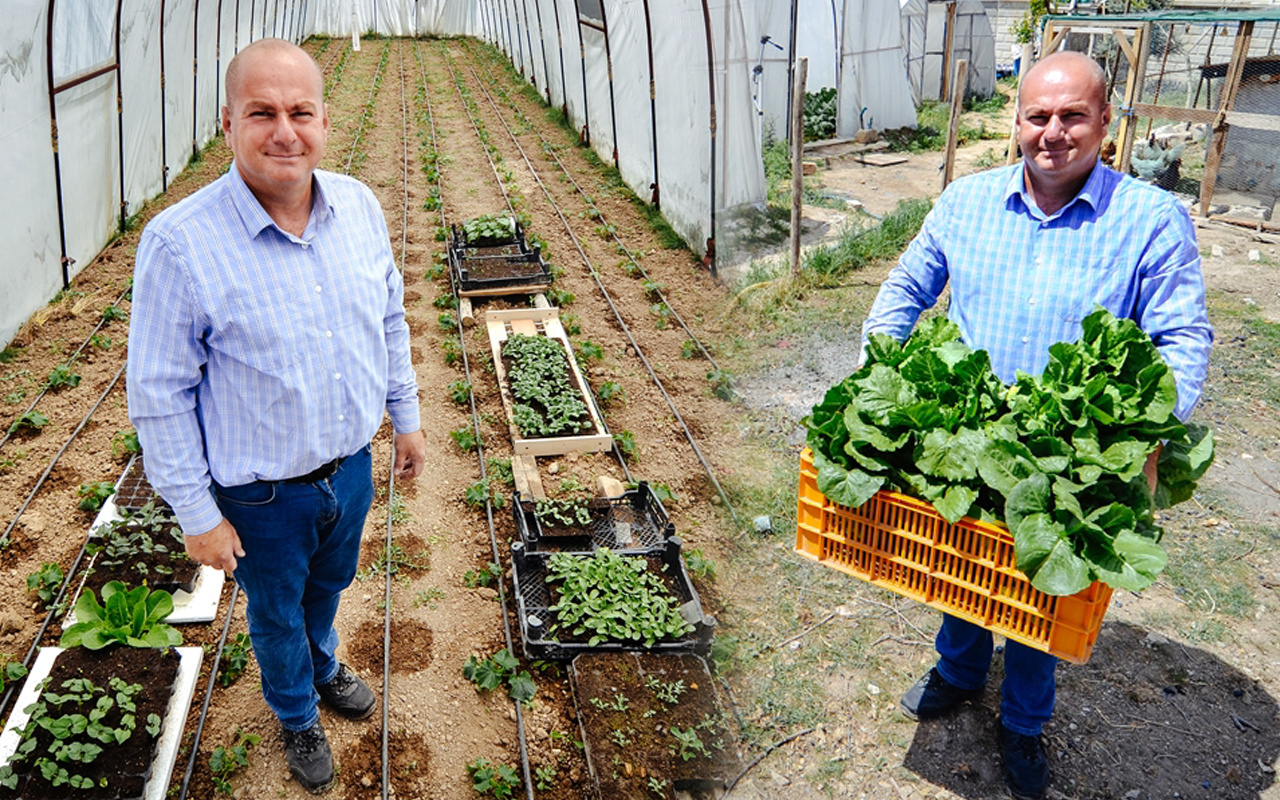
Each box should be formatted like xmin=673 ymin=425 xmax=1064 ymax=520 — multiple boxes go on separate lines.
xmin=795 ymin=449 xmax=1112 ymax=664
xmin=0 ymin=645 xmax=202 ymax=800
xmin=114 ymin=454 xmax=166 ymax=513
xmin=571 ymin=652 xmax=741 ymax=799
xmin=512 ymin=482 xmax=674 ymax=552
xmin=448 ymin=220 xmax=551 ymax=297
xmin=512 ymin=538 xmax=714 ymax=661
xmin=486 ymin=308 xmax=612 ymax=456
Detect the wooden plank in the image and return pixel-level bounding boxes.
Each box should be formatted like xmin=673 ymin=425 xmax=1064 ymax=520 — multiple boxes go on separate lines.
xmin=1043 ymin=27 xmax=1067 ymax=57
xmin=458 ymin=297 xmax=475 ymax=328
xmin=1200 ymin=22 xmax=1254 ymax=217
xmin=485 ymin=307 xmax=614 ymax=457
xmin=1006 ymin=42 xmax=1034 ymax=165
xmin=512 ymin=455 xmax=546 ymax=500
xmin=1116 ymin=23 xmax=1152 ymax=175
xmin=855 ymin=153 xmax=909 ymax=166
xmin=597 ymin=476 xmax=626 ymax=498
xmin=1113 ymin=30 xmax=1136 ymax=67
xmin=790 ymin=57 xmax=807 ymax=277
xmin=942 ymin=59 xmax=969 ymax=190
xmin=940 ymin=1 xmax=957 ymax=101
xmin=458 ymin=282 xmax=552 ymax=298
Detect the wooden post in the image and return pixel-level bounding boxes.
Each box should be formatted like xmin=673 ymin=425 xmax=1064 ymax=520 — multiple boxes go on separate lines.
xmin=1117 ymin=23 xmax=1152 ymax=175
xmin=942 ymin=58 xmax=969 ymax=190
xmin=1006 ymin=41 xmax=1035 ymax=165
xmin=790 ymin=57 xmax=808 ymax=277
xmin=940 ymin=1 xmax=957 ymax=102
xmin=1199 ymin=21 xmax=1254 ymax=217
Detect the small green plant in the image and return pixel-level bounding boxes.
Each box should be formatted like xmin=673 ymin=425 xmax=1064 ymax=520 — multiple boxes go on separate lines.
xmin=464 ymin=561 xmax=501 ymax=589
xmin=26 ymin=562 xmax=64 ymax=608
xmin=433 ymin=293 xmax=459 ymax=310
xmin=60 ymin=581 xmax=183 ymax=649
xmin=588 ymin=692 xmax=630 ymax=712
xmin=646 ymin=675 xmax=687 ymax=704
xmin=684 ymin=549 xmax=717 ymax=580
xmin=76 ymin=481 xmax=115 ymax=513
xmin=46 ymin=363 xmax=82 ymax=391
xmin=100 ymin=305 xmax=127 ymax=323
xmin=650 ymin=302 xmax=671 ymax=330
xmin=466 ymin=757 xmax=521 ymax=799
xmin=111 ymin=429 xmax=141 ymax=458
xmin=414 ymin=586 xmax=445 ymax=608
xmin=575 ymin=340 xmax=605 ymax=362
xmin=462 ymin=214 xmax=518 ymax=246
xmin=451 ymin=426 xmax=480 ymax=452
xmin=8 ymin=410 xmax=49 ymax=434
xmin=438 ymin=312 xmax=459 ymax=330
xmin=218 ymin=633 xmax=253 ymax=688
xmin=0 ymin=662 xmax=27 ymax=697
xmin=609 ymin=727 xmax=634 ymax=746
xmin=533 ymin=763 xmax=558 ymax=790
xmin=209 ymin=728 xmax=262 ymax=795
xmin=641 ymin=278 xmax=665 ymax=300
xmin=560 ymin=313 xmax=582 ymax=336
xmin=357 ymin=540 xmax=430 ymax=581
xmin=593 ymin=378 xmax=624 ymax=404
xmin=463 ymin=648 xmax=536 ymax=705
xmin=669 ymin=726 xmax=710 ymax=761
xmin=707 ymin=368 xmax=736 ymax=401
xmin=426 ymin=260 xmax=446 ymax=281
xmin=442 ymin=339 xmax=462 ymax=367
xmin=632 ymin=481 xmax=678 ymax=504
xmin=648 ymin=776 xmax=671 ymax=796
xmin=613 ymin=430 xmax=637 ymax=459
xmin=449 ymin=379 xmax=472 ymax=404
xmin=545 ymin=287 xmax=575 ymax=307
xmin=435 ymin=225 xmax=449 ymax=242
xmin=465 ymin=480 xmax=497 ymax=509
xmin=89 ymin=333 xmax=113 ymax=349
xmin=681 ymin=339 xmax=703 ymax=359
xmin=487 ymin=457 xmax=514 ymax=486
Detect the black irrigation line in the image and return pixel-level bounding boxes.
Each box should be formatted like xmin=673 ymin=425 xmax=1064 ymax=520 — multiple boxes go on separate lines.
xmin=466 ymin=43 xmax=721 ymax=371
xmin=175 ymin=583 xmax=242 ymax=800
xmin=0 ymin=360 xmax=127 ymax=729
xmin=460 ymin=59 xmax=740 ymax=529
xmin=421 ymin=39 xmax=537 ymax=800
xmin=0 ymin=283 xmax=132 ymax=455
xmin=343 ymin=38 xmax=391 ymax=176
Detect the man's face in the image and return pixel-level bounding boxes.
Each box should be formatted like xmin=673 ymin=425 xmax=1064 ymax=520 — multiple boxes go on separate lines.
xmin=1016 ymin=62 xmax=1110 ymax=193
xmin=222 ymin=50 xmax=328 ymax=201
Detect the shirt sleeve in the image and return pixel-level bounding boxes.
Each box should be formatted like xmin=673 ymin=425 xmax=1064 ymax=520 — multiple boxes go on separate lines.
xmin=860 ymin=195 xmax=951 ymax=356
xmin=366 ymin=188 xmax=421 ymax=434
xmin=126 ymin=228 xmax=225 ymax=536
xmin=1134 ymin=201 xmax=1213 ymax=421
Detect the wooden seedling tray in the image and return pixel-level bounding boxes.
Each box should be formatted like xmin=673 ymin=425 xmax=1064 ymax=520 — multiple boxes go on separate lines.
xmin=485 ymin=308 xmax=612 ymax=457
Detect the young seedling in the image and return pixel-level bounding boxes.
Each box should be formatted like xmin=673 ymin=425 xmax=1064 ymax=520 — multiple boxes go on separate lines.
xmin=46 ymin=363 xmax=81 ymax=390
xmin=462 ymin=648 xmax=536 ymax=705
xmin=683 ymin=549 xmax=717 ymax=580
xmin=596 ymin=380 xmax=624 ymax=407
xmin=7 ymin=410 xmax=49 ymax=435
xmin=613 ymin=430 xmax=638 ymax=459
xmin=450 ymin=426 xmax=480 ymax=452
xmin=463 ymin=562 xmax=501 ymax=589
xmin=209 ymin=728 xmax=262 ymax=795
xmin=466 ymin=757 xmax=520 ymax=799
xmin=111 ymin=429 xmax=141 ymax=458
xmin=217 ymin=633 xmax=253 ymax=688
xmin=76 ymin=481 xmax=115 ymax=513
xmin=26 ymin=562 xmax=64 ymax=608
xmin=668 ymin=726 xmax=710 ymax=761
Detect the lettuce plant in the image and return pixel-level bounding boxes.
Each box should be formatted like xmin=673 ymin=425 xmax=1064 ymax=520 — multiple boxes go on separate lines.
xmin=60 ymin=581 xmax=183 ymax=649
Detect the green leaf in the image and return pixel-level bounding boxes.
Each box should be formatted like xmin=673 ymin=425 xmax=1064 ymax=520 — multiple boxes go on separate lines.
xmin=854 ymin=366 xmax=917 ymax=420
xmin=933 ymin=484 xmax=978 ymax=524
xmin=815 ymin=451 xmax=885 ymax=509
xmin=916 ymin=427 xmax=983 ymax=481
xmin=1013 ymin=513 xmax=1092 ymax=595
xmin=977 ymin=438 xmax=1040 ymax=496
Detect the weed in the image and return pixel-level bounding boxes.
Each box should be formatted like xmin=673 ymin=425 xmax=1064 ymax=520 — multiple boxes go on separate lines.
xmin=0 ymin=346 xmax=24 ymax=364
xmin=414 ymin=586 xmax=445 ymax=608
xmin=217 ymin=633 xmax=253 ymax=688
xmin=76 ymin=482 xmax=115 ymax=513
xmin=26 ymin=562 xmax=64 ymax=608
xmin=684 ymin=549 xmax=717 ymax=580
xmin=357 ymin=540 xmax=429 ymax=582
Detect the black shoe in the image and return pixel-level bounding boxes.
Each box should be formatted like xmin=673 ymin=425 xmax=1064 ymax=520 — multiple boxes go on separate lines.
xmin=899 ymin=667 xmax=984 ymax=720
xmin=282 ymin=721 xmax=335 ymax=794
xmin=317 ymin=663 xmax=377 ymax=720
xmin=999 ymin=721 xmax=1050 ymax=800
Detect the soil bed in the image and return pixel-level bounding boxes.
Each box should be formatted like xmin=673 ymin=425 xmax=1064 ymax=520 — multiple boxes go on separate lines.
xmin=0 ymin=646 xmax=181 ymax=800
xmin=81 ymin=509 xmax=198 ymax=597
xmin=514 ymin=484 xmax=673 ymax=551
xmin=571 ymin=652 xmax=740 ymax=799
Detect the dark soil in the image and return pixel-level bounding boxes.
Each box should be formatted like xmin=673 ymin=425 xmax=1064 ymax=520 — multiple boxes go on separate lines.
xmin=111 ymin=457 xmax=163 ymax=513
xmin=0 ymin=646 xmax=181 ymax=800
xmin=571 ymin=652 xmax=740 ymax=799
xmin=81 ymin=517 xmax=198 ymax=598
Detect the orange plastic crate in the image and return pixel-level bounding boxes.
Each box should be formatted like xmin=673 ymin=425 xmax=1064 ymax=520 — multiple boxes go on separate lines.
xmin=795 ymin=449 xmax=1111 ymax=664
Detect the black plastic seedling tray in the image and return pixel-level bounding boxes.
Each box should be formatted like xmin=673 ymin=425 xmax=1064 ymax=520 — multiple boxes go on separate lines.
xmin=511 ymin=537 xmax=715 ymax=661
xmin=512 ymin=482 xmax=674 ymax=552
xmin=448 ymin=220 xmax=551 ymax=293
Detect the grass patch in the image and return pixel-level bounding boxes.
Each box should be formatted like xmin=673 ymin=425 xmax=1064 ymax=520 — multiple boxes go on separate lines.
xmin=803 ymin=199 xmax=930 ymax=281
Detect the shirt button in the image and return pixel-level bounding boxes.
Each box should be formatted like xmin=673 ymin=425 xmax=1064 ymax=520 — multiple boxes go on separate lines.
xmin=334 ymin=373 xmax=341 ymax=381
xmin=301 ymin=242 xmax=309 ymax=249
xmin=1028 ymin=297 xmax=1036 ymax=305
xmin=338 ymin=414 xmax=345 ymax=421
xmin=326 ymin=330 xmax=333 ymax=338
xmin=315 ymin=285 xmax=322 ymax=293
xmin=1022 ymin=336 xmax=1030 ymax=344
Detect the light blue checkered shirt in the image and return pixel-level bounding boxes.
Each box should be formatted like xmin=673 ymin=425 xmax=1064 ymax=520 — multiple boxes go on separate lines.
xmin=127 ymin=165 xmax=420 ymax=536
xmin=863 ymin=162 xmax=1212 ymax=421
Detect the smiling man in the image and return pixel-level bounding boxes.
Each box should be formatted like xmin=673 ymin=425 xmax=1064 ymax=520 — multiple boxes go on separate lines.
xmin=860 ymin=50 xmax=1212 ymax=799
xmin=127 ymin=39 xmax=426 ymax=794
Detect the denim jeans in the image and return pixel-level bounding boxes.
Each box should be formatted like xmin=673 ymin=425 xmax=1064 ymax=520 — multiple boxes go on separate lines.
xmin=212 ymin=445 xmax=374 ymax=732
xmin=933 ymin=614 xmax=1058 ymax=736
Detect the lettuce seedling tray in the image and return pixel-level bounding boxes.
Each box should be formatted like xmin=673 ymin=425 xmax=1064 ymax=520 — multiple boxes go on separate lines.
xmin=486 ymin=308 xmax=612 ymax=456
xmin=512 ymin=482 xmax=674 ymax=552
xmin=448 ymin=220 xmax=550 ymax=297
xmin=114 ymin=454 xmax=166 ymax=513
xmin=512 ymin=537 xmax=714 ymax=661
xmin=0 ymin=645 xmax=202 ymax=800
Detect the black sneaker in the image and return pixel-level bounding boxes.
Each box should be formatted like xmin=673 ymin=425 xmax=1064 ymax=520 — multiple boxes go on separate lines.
xmin=999 ymin=721 xmax=1050 ymax=800
xmin=899 ymin=667 xmax=984 ymax=720
xmin=316 ymin=663 xmax=377 ymax=720
xmin=282 ymin=721 xmax=335 ymax=794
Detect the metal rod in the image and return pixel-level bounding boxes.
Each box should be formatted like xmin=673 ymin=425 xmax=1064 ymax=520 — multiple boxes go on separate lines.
xmin=640 ymin=0 xmax=660 ymax=206
xmin=700 ymin=0 xmax=717 ymax=275
xmin=599 ymin=0 xmax=620 ymax=164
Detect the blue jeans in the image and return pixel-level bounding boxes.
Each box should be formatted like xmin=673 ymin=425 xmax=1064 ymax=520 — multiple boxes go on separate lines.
xmin=212 ymin=445 xmax=374 ymax=732
xmin=934 ymin=614 xmax=1058 ymax=736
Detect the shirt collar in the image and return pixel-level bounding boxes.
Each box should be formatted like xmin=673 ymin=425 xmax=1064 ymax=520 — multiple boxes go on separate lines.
xmin=1003 ymin=159 xmax=1107 ymax=217
xmin=226 ymin=163 xmax=336 ymax=239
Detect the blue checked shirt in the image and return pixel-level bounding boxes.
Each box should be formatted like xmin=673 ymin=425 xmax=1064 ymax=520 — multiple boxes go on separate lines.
xmin=127 ymin=165 xmax=421 ymax=536
xmin=863 ymin=162 xmax=1212 ymax=421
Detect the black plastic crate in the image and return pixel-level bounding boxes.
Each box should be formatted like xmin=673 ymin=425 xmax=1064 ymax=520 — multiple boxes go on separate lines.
xmin=512 ymin=537 xmax=715 ymax=661
xmin=512 ymin=482 xmax=674 ymax=552
xmin=114 ymin=454 xmax=168 ymax=513
xmin=448 ymin=220 xmax=551 ymax=293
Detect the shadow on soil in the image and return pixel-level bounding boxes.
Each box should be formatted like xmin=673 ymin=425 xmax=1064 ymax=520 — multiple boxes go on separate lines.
xmin=902 ymin=620 xmax=1280 ymax=800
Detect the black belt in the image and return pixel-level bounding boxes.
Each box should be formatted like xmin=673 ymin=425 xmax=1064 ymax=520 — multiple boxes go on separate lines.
xmin=282 ymin=455 xmax=346 ymax=484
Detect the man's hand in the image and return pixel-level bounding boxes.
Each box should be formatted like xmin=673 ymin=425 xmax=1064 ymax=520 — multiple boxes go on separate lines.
xmin=185 ymin=518 xmax=246 ymax=574
xmin=1144 ymin=443 xmax=1162 ymax=495
xmin=394 ymin=430 xmax=428 ymax=480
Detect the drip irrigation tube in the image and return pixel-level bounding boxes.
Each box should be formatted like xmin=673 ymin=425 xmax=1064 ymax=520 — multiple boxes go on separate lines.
xmin=343 ymin=39 xmax=391 ymax=175
xmin=462 ymin=61 xmax=740 ymax=529
xmin=419 ymin=40 xmax=535 ymax=800
xmin=0 ymin=284 xmax=132 ymax=455
xmin=175 ymin=584 xmax=242 ymax=800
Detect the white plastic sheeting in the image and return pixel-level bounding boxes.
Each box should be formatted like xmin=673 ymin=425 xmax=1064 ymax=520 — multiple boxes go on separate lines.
xmin=901 ymin=0 xmax=996 ymax=104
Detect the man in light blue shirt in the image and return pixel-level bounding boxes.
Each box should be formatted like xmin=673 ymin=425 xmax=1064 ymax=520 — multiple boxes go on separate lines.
xmin=127 ymin=38 xmax=427 ymax=794
xmin=865 ymin=51 xmax=1211 ymax=799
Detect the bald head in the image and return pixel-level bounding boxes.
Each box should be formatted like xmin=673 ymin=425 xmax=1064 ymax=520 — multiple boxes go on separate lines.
xmin=1019 ymin=51 xmax=1108 ymax=114
xmin=224 ymin=38 xmax=323 ymax=111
